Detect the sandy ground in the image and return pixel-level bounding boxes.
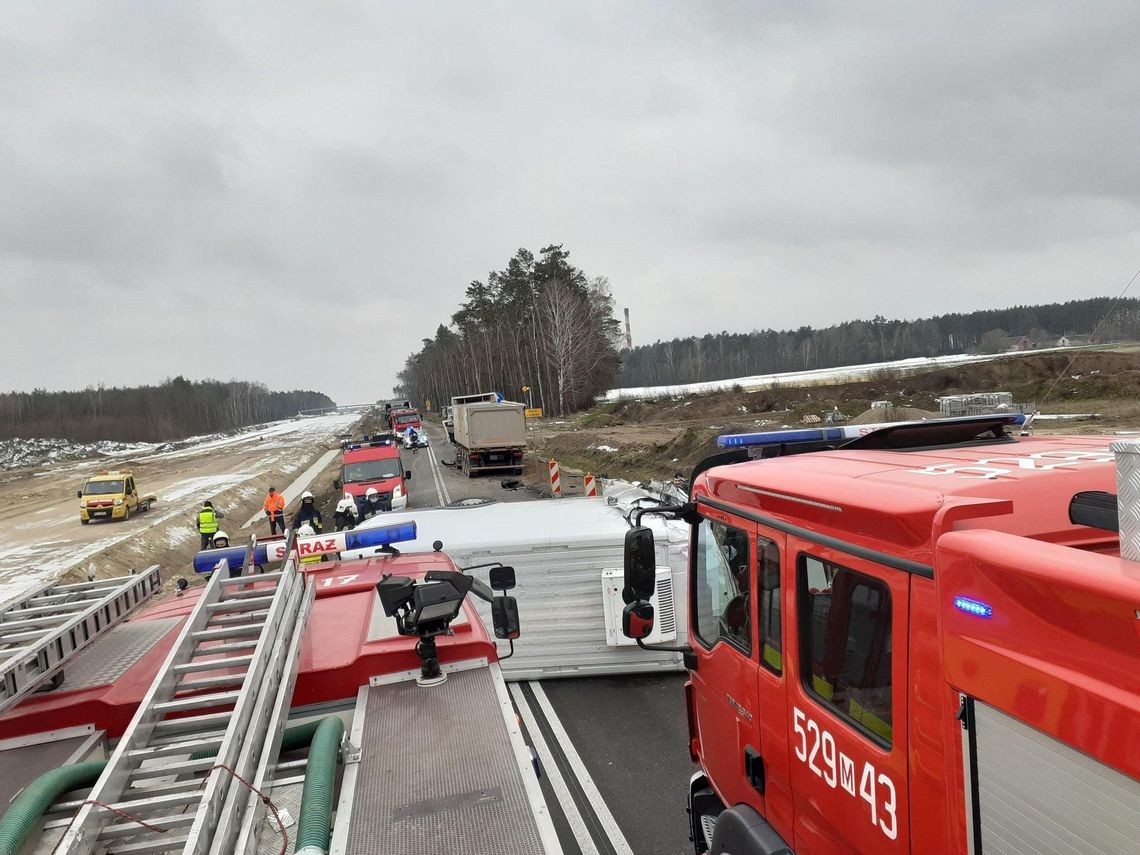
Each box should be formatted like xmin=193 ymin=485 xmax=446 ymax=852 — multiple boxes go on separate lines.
xmin=0 ymin=413 xmax=359 ymax=602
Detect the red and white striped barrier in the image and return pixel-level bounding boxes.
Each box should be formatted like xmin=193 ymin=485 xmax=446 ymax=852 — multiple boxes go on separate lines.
xmin=583 ymin=473 xmax=598 ymax=497
xmin=549 ymin=459 xmax=561 ymax=497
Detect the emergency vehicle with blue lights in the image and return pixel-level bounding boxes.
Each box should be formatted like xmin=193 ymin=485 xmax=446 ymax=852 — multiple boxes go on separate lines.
xmin=620 ymin=413 xmax=1140 ymax=855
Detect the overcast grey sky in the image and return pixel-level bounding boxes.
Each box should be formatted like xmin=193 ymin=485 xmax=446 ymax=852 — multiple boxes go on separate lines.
xmin=3 ymin=2 xmax=1139 ymax=403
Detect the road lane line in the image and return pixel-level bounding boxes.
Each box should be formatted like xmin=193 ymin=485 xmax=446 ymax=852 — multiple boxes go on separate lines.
xmin=510 ymin=683 xmax=601 ymax=855
xmin=240 ymin=448 xmax=339 ymax=529
xmin=530 ymin=682 xmax=634 ymax=855
xmin=425 ymin=437 xmax=451 ymax=506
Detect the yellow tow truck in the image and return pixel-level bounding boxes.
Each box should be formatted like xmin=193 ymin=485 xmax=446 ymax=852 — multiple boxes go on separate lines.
xmin=77 ymin=470 xmax=157 ymax=524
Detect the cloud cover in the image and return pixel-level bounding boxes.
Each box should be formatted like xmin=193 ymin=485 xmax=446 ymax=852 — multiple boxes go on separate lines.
xmin=3 ymin=1 xmax=1139 ymax=403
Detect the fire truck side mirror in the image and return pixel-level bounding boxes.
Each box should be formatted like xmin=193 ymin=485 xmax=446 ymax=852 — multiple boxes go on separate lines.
xmin=489 ymin=566 xmax=516 ymax=591
xmin=491 ymin=595 xmax=520 ymax=639
xmin=622 ymin=601 xmax=655 ymax=639
xmin=333 ymin=479 xmax=342 ymax=490
xmin=622 ymin=526 xmax=656 ymax=603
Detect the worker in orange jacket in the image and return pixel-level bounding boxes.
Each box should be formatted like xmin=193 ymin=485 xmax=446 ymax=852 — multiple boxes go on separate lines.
xmin=263 ymin=487 xmax=286 ymax=535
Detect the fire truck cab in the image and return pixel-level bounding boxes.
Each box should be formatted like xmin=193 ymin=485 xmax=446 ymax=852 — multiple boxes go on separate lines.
xmin=621 ymin=415 xmax=1140 ymax=855
xmin=389 ymin=406 xmax=422 ymax=438
xmin=335 ymin=437 xmax=410 ymax=511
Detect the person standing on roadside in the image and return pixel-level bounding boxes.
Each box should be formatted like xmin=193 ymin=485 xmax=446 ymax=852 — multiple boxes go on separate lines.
xmin=291 ymin=491 xmax=324 ymax=532
xmin=263 ymin=487 xmax=286 ymax=535
xmin=196 ymin=500 xmax=224 ymax=549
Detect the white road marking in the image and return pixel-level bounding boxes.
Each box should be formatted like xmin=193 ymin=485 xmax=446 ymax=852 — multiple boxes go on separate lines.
xmin=530 ymin=681 xmax=635 ymax=855
xmin=241 ymin=448 xmax=340 ymax=529
xmin=509 ymin=682 xmax=601 ymax=855
xmin=424 ymin=435 xmax=452 ymax=507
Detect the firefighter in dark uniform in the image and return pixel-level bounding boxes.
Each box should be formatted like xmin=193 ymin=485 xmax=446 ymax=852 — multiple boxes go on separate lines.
xmin=291 ymin=491 xmax=324 ymax=532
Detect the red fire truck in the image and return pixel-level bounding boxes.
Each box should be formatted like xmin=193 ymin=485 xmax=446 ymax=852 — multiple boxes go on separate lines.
xmin=621 ymin=414 xmax=1140 ymax=855
xmin=389 ymin=406 xmax=422 ymax=437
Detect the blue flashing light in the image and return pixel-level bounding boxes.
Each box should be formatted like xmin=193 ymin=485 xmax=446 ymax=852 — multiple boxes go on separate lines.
xmin=192 ymin=521 xmax=419 ymax=574
xmin=953 ymin=596 xmax=993 ymax=619
xmin=193 ymin=545 xmax=253 ymax=575
xmin=718 ymin=412 xmax=1029 ymax=450
xmin=341 ymin=521 xmax=418 ymax=552
xmin=718 ymin=427 xmax=847 ymax=448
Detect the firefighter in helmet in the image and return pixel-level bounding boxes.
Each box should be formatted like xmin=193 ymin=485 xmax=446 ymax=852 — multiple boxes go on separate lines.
xmin=295 ymin=524 xmax=326 ymax=565
xmin=291 ymin=491 xmax=323 ymax=532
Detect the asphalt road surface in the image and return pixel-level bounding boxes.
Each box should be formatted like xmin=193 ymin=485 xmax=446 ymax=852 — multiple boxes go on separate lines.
xmin=404 ymin=421 xmax=697 ymax=854
xmin=400 ymin=419 xmax=541 ymax=509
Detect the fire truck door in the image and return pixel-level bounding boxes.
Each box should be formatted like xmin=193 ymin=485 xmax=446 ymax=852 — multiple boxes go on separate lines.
xmin=786 ymin=542 xmax=910 ymax=854
xmin=688 ymin=512 xmax=764 ymax=815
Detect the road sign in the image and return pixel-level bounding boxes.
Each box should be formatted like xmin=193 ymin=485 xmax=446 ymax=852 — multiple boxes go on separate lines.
xmin=525 ymin=408 xmax=543 ymax=418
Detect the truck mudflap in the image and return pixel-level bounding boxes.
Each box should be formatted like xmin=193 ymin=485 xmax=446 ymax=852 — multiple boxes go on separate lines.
xmin=689 ymin=773 xmax=793 ymax=855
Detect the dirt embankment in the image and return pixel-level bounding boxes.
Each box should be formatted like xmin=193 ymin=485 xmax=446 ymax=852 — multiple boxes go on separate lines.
xmin=522 ymin=349 xmax=1140 ymax=485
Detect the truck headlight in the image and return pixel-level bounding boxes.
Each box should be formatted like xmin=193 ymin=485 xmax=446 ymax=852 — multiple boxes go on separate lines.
xmin=113 ymin=498 xmax=123 ymax=506
xmin=393 ymin=485 xmax=402 ymax=499
xmin=80 ymin=499 xmax=87 ymax=507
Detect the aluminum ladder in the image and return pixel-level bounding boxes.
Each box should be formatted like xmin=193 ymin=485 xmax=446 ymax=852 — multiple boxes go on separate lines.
xmin=0 ymin=568 xmax=162 ymax=714
xmin=56 ymin=548 xmax=314 ymax=855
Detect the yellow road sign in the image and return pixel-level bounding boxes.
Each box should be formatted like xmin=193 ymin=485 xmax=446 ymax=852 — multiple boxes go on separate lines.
xmin=525 ymin=408 xmax=543 ymax=418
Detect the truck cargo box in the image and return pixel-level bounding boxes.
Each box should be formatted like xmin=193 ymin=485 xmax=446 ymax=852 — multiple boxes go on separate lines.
xmin=454 ymin=401 xmax=527 ymax=450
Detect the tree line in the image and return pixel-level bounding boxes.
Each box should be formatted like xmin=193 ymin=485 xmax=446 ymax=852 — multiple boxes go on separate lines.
xmin=397 ymin=245 xmax=622 ymax=416
xmin=0 ymin=377 xmax=336 ymax=443
xmin=619 ymin=297 xmax=1140 ymax=388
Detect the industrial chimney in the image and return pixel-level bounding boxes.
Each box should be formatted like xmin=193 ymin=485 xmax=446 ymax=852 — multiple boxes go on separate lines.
xmin=624 ymin=307 xmax=632 ymax=350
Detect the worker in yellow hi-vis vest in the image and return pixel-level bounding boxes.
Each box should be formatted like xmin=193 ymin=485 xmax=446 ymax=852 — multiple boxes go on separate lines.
xmin=196 ymin=501 xmax=224 ymax=550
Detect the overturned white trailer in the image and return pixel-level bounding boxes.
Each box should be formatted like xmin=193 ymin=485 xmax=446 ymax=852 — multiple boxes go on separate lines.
xmin=343 ymin=488 xmax=690 ymax=680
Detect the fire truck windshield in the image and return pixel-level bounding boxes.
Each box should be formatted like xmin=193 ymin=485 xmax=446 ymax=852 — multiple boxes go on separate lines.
xmin=83 ymin=480 xmax=124 ymax=495
xmin=344 ymin=459 xmax=401 ymax=483
xmin=395 ymin=413 xmax=419 ymax=425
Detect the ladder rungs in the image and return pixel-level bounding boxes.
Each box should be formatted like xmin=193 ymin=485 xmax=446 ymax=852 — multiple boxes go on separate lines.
xmin=222 ymin=571 xmax=283 ymax=587
xmin=153 ymin=690 xmax=240 ymax=715
xmin=2 ymin=599 xmax=89 ymax=618
xmin=0 ymin=611 xmax=87 ymax=632
xmin=0 ymin=627 xmax=55 ymax=644
xmin=191 ymin=623 xmax=264 ymax=642
xmin=177 ymin=672 xmax=246 ymax=692
xmin=191 ymin=639 xmax=259 ymax=656
xmin=151 ymin=711 xmax=233 ymax=736
xmin=97 ymin=831 xmax=190 ymax=854
xmin=130 ymin=755 xmax=216 ymax=782
xmin=147 ymin=727 xmax=229 ymax=749
xmin=128 ymin=734 xmax=225 ymax=760
xmin=173 ymin=654 xmax=255 ymax=675
xmin=207 ymin=595 xmax=275 ymax=612
xmin=99 ymin=812 xmax=195 ymax=839
xmin=222 ymin=586 xmax=280 ymax=602
xmin=51 ymin=577 xmax=125 ymax=592
xmin=206 ymin=609 xmax=270 ymax=628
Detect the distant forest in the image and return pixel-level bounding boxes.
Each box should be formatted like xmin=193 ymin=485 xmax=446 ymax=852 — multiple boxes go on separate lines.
xmin=398 ymin=245 xmax=621 ymax=416
xmin=0 ymin=377 xmax=335 ymax=442
xmin=618 ymin=297 xmax=1140 ymax=387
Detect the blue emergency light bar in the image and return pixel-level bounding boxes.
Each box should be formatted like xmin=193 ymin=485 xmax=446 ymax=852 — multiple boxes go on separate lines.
xmin=717 ymin=413 xmax=1027 ymax=449
xmin=719 ymin=427 xmax=848 ymax=448
xmin=192 ymin=520 xmax=419 ymax=574
xmin=953 ymin=596 xmax=993 ymax=618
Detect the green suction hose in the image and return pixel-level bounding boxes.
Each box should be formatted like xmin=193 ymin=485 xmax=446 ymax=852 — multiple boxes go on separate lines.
xmin=0 ymin=761 xmax=106 ymax=855
xmin=292 ymin=716 xmax=345 ymax=855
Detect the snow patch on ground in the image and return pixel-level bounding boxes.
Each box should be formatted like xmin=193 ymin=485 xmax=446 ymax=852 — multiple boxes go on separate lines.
xmin=589 ymin=444 xmax=620 ymax=453
xmin=165 ymin=525 xmax=196 ymax=548
xmin=0 ymin=437 xmax=166 ymax=471
xmin=603 ymin=348 xmax=1070 ymax=401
